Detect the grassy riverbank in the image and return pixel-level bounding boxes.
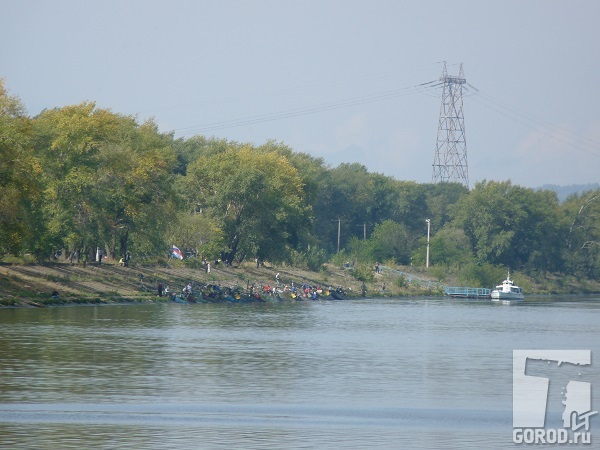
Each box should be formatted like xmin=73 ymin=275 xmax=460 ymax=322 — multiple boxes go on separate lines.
xmin=0 ymin=260 xmax=437 ymax=307
xmin=1 ymin=260 xmax=598 ymax=308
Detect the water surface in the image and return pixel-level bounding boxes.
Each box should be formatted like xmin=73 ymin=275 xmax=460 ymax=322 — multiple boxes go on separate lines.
xmin=1 ymin=296 xmax=598 ymax=449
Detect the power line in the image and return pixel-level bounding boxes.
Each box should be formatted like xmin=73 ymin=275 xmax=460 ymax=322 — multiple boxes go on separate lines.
xmin=147 ymin=62 xmax=443 ymax=117
xmin=416 ymin=80 xmax=600 ymax=158
xmin=460 ymin=83 xmax=600 ymax=158
xmin=168 ymin=62 xmax=600 ymax=162
xmin=173 ymin=82 xmax=437 ymax=136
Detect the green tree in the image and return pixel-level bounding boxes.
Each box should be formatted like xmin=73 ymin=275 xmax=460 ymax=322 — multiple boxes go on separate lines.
xmin=257 ymin=140 xmax=329 ymax=212
xmin=422 ymin=182 xmax=469 ymax=231
xmin=313 ymin=163 xmax=375 ymax=252
xmin=94 ymin=126 xmax=178 ymax=259
xmin=166 ymin=212 xmax=224 ymax=260
xmin=562 ymin=189 xmax=600 ymax=278
xmin=32 ymin=104 xmax=178 ymax=260
xmin=347 ymin=220 xmax=411 ymax=265
xmin=450 ymin=180 xmax=565 ymax=271
xmin=184 ymin=147 xmax=311 ymax=263
xmin=427 ymin=225 xmax=472 ymax=267
xmin=0 ymin=80 xmax=42 ymax=255
xmin=390 ymin=181 xmax=429 ymax=233
xmin=32 ymin=102 xmax=126 ymax=257
xmin=369 ymin=220 xmax=411 ymax=264
xmin=172 ymin=135 xmax=231 ymax=175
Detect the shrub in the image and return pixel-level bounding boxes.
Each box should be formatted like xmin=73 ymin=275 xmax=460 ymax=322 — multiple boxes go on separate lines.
xmin=350 ymin=264 xmax=375 ymax=283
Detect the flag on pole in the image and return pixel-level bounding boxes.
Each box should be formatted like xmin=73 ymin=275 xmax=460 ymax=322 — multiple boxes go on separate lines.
xmin=172 ymin=245 xmax=184 ymax=260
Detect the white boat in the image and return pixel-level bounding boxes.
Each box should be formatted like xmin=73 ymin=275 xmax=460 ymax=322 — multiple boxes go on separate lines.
xmin=491 ymin=271 xmax=524 ymax=302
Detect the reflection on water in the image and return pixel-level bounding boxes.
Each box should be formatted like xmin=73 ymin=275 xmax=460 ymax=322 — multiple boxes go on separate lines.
xmin=1 ymin=297 xmax=599 ymax=449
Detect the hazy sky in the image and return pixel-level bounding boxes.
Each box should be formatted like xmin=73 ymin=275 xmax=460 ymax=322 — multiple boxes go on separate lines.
xmin=2 ymin=0 xmax=599 ymax=188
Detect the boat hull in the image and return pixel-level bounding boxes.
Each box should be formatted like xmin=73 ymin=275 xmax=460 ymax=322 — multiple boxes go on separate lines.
xmin=490 ymin=291 xmax=524 ymax=301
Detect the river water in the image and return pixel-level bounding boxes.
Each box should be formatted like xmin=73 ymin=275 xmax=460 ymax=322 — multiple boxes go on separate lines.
xmin=0 ymin=296 xmax=599 ymax=449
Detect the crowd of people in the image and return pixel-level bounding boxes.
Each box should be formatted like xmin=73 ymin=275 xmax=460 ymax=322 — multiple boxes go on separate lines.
xmin=160 ymin=274 xmax=349 ymax=303
xmin=255 ymin=278 xmax=348 ymax=301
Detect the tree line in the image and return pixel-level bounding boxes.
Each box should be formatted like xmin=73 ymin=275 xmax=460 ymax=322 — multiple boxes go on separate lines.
xmin=1 ymin=80 xmax=599 ymax=282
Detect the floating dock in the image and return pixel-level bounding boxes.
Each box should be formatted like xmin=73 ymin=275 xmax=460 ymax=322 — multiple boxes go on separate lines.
xmin=444 ymin=287 xmax=491 ymax=299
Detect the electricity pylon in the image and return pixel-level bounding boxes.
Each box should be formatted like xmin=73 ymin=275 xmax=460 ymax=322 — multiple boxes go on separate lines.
xmin=432 ymin=62 xmax=469 ymax=188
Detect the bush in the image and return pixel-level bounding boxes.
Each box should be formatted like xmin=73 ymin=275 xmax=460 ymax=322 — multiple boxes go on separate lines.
xmin=183 ymin=257 xmax=204 ymax=269
xmin=395 ymin=274 xmax=408 ymax=288
xmin=350 ymin=264 xmax=375 ymax=283
xmin=329 ymin=250 xmax=348 ymax=268
xmin=289 ymin=247 xmax=328 ymax=271
xmin=431 ymin=265 xmax=449 ymax=283
xmin=459 ymin=262 xmax=506 ymax=288
xmin=305 ymin=248 xmax=327 ymax=271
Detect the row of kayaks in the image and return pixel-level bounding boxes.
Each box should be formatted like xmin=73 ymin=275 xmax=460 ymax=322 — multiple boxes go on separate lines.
xmin=171 ymin=285 xmax=348 ymax=304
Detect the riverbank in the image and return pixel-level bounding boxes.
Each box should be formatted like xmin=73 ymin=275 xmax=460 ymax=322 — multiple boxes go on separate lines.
xmin=0 ymin=260 xmax=440 ymax=308
xmin=1 ymin=260 xmax=598 ymax=308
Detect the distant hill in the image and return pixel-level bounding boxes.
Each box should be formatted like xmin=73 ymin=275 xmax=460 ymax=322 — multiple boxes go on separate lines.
xmin=538 ymin=183 xmax=599 ymax=202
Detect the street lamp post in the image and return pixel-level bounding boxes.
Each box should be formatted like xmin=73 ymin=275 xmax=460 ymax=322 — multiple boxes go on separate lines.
xmin=425 ymin=219 xmax=431 ymax=268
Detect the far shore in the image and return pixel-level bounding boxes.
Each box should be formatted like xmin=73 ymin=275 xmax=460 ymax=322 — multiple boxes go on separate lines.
xmin=0 ymin=260 xmax=434 ymax=308
xmin=1 ymin=260 xmax=598 ymax=308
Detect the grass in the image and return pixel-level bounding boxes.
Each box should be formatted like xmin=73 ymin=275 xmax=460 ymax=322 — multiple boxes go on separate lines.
xmin=1 ymin=258 xmax=598 ymax=308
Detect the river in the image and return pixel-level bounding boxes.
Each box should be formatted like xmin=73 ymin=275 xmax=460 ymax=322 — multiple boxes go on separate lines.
xmin=1 ymin=296 xmax=599 ymax=449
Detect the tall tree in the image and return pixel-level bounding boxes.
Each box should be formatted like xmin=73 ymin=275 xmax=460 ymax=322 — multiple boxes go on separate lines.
xmin=422 ymin=182 xmax=469 ymax=231
xmin=0 ymin=80 xmax=42 ymax=255
xmin=32 ymin=104 xmax=177 ymax=260
xmin=426 ymin=225 xmax=472 ymax=267
xmin=184 ymin=147 xmax=311 ymax=263
xmin=562 ymin=189 xmax=600 ymax=278
xmin=369 ymin=220 xmax=411 ymax=264
xmin=450 ymin=180 xmax=565 ymax=271
xmin=93 ymin=129 xmax=178 ymax=259
xmin=32 ymin=102 xmax=126 ymax=256
xmin=314 ymin=163 xmax=375 ymax=252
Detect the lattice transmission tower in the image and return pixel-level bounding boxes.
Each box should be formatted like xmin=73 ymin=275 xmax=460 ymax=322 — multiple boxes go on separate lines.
xmin=432 ymin=62 xmax=469 ymax=188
